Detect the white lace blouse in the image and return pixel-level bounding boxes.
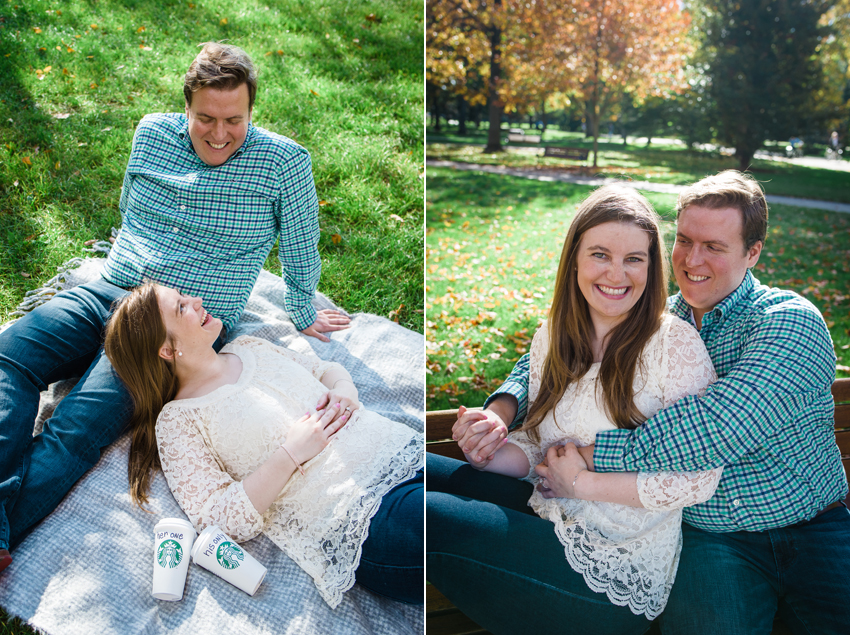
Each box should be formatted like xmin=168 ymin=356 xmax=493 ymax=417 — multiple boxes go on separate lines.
xmin=508 ymin=314 xmax=721 ymax=618
xmin=155 ymin=336 xmax=423 ymax=608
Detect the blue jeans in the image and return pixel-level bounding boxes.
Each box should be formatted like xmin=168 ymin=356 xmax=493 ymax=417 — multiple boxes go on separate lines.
xmin=0 ymin=279 xmax=130 ymax=550
xmin=426 ymin=454 xmax=652 ymax=635
xmin=357 ymin=469 xmax=423 ymax=604
xmin=662 ymin=506 xmax=850 ymax=635
xmin=0 ymin=279 xmax=227 ymax=551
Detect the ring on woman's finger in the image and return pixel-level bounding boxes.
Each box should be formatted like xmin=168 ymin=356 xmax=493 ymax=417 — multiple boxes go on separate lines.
xmin=344 ymin=406 xmax=352 ymax=412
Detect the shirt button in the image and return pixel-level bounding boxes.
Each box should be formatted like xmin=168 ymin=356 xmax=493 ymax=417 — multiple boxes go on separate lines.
xmin=733 ymin=499 xmax=740 ymax=506
xmin=172 ymin=227 xmax=179 ymax=233
xmin=180 ymin=205 xmax=186 ymax=211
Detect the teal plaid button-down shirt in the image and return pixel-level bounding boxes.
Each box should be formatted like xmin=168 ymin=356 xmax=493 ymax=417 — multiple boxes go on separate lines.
xmin=487 ymin=272 xmax=846 ymax=532
xmin=102 ymin=113 xmax=321 ymax=331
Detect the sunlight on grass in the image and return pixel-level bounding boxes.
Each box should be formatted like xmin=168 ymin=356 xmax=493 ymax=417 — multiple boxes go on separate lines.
xmin=0 ymin=0 xmax=423 ymax=331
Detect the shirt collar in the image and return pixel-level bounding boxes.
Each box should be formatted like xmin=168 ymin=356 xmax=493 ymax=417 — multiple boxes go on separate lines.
xmin=669 ymin=269 xmax=757 ymax=324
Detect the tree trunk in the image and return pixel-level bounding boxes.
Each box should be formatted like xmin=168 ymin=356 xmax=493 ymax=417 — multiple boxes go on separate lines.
xmin=457 ymin=95 xmax=467 ymax=136
xmin=484 ymin=21 xmax=504 ymax=153
xmin=541 ymin=100 xmax=547 ymax=136
xmin=737 ymin=148 xmax=754 ymax=171
xmin=433 ymin=88 xmax=442 ymax=132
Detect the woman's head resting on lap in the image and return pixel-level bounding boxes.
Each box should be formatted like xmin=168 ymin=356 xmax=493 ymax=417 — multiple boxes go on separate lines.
xmin=523 ymin=185 xmax=668 ymax=439
xmin=105 ymin=281 xmax=219 ymax=506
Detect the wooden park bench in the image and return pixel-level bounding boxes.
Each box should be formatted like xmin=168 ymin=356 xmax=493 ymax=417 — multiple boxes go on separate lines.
xmin=543 ymin=145 xmax=590 ymax=162
xmin=425 ymin=377 xmax=850 ymax=635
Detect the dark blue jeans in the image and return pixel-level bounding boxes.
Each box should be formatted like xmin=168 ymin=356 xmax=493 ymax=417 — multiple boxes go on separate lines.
xmin=662 ymin=505 xmax=850 ymax=635
xmin=0 ymin=279 xmax=132 ymax=550
xmin=357 ymin=468 xmax=423 ymax=604
xmin=426 ymin=454 xmax=652 ymax=635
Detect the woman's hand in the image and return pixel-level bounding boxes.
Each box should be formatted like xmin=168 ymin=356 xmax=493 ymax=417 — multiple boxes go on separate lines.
xmin=315 ymin=386 xmax=359 ymax=425
xmin=284 ymin=407 xmax=350 ymax=467
xmin=453 ymin=405 xmax=508 ymax=464
xmin=534 ymin=443 xmax=588 ymax=499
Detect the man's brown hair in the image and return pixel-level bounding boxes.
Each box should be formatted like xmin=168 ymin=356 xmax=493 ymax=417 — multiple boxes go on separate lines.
xmin=183 ymin=42 xmax=257 ymax=110
xmin=676 ymin=170 xmax=768 ymax=251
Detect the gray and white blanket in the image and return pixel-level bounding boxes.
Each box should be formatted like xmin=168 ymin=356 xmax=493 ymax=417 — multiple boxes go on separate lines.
xmin=0 ymin=259 xmax=424 ymax=635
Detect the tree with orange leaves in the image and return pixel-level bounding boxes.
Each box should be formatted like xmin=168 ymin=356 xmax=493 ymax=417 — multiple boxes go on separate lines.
xmin=546 ymin=0 xmax=692 ymax=167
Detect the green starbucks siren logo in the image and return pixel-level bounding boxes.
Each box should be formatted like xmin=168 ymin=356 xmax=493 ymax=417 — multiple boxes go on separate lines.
xmin=157 ymin=539 xmax=183 ymax=569
xmin=216 ymin=541 xmax=245 ymax=570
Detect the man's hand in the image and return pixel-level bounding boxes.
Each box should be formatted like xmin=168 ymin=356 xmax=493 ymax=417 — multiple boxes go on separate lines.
xmin=453 ymin=405 xmax=508 ymax=464
xmin=299 ymin=309 xmax=351 ymax=342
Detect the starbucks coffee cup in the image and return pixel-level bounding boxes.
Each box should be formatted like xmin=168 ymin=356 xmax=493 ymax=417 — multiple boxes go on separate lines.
xmin=191 ymin=526 xmax=267 ymax=596
xmin=152 ymin=518 xmax=196 ymax=601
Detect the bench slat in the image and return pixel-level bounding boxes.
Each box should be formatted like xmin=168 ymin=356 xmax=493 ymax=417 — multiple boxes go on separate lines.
xmin=543 ymin=146 xmax=589 ymax=160
xmin=833 ymin=377 xmax=850 ymax=404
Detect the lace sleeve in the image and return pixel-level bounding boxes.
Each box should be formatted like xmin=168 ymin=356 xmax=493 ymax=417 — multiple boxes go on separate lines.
xmin=506 ymin=429 xmax=543 ymax=480
xmin=156 ymin=405 xmax=266 ymax=541
xmin=659 ymin=317 xmax=717 ymax=407
xmin=636 ymin=467 xmax=723 ymax=510
xmin=240 ymin=336 xmax=345 ymax=382
xmin=636 ymin=318 xmax=722 ymax=511
xmin=528 ymin=320 xmax=549 ymax=406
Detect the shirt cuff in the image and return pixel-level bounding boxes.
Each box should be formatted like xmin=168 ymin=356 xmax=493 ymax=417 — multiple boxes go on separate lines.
xmin=288 ymin=302 xmax=318 ymax=332
xmin=484 ymin=382 xmax=528 ymax=429
xmin=593 ymin=428 xmax=632 ymax=473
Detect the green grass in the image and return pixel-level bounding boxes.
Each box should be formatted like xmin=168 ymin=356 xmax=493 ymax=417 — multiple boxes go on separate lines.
xmin=0 ymin=0 xmax=423 ymax=332
xmin=427 ymin=125 xmax=850 ymax=205
xmin=425 ymin=167 xmax=850 ymax=411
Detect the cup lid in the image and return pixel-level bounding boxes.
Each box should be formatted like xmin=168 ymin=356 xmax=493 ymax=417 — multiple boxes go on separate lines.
xmin=155 ymin=518 xmax=196 ymax=533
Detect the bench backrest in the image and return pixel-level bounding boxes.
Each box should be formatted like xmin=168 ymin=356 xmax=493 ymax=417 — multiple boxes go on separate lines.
xmin=427 ymin=378 xmax=850 ymax=485
xmin=543 ymin=146 xmax=589 ymax=160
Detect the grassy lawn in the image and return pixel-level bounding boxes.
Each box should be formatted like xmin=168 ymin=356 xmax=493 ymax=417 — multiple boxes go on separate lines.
xmin=1 ymin=0 xmax=423 ymax=332
xmin=427 ymin=125 xmax=850 ymax=205
xmin=426 ymin=167 xmax=850 ymax=411
xmin=0 ymin=0 xmax=421 ymax=631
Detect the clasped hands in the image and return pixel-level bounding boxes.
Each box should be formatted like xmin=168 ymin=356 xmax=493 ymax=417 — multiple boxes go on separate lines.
xmin=535 ymin=443 xmax=589 ymax=499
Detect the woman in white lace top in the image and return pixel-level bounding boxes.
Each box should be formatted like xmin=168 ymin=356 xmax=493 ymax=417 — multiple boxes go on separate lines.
xmin=104 ymin=283 xmax=423 ymax=608
xmin=427 ymin=186 xmax=721 ymax=633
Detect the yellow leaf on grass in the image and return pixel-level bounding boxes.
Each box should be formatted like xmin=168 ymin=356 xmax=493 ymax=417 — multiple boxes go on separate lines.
xmin=318 ymin=200 xmax=330 ymax=206
xmin=21 ymin=156 xmax=32 ymax=166
xmin=33 ymin=27 xmax=42 ymax=34
xmin=90 ymin=24 xmax=98 ymax=29
xmin=137 ymin=26 xmax=146 ymax=33
xmin=310 ymin=89 xmax=319 ymax=96
xmin=331 ymin=234 xmax=342 ymax=244
xmin=55 ymin=161 xmax=60 ymax=170
xmin=90 ymin=82 xmax=98 ymax=88
xmin=389 ymin=214 xmax=404 ymax=222
xmin=220 ymin=18 xmax=228 ymax=25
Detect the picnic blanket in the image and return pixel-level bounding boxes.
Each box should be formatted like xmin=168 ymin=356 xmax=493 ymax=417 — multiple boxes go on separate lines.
xmin=0 ymin=258 xmax=425 ymax=635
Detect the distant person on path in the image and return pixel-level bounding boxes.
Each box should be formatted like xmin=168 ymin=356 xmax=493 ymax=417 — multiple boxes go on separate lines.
xmin=453 ymin=170 xmax=849 ymax=633
xmin=428 ymin=186 xmax=724 ymax=634
xmin=0 ymin=42 xmax=349 ymax=573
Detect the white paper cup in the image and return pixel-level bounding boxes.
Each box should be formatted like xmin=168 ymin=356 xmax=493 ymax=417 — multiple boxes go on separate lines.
xmin=191 ymin=526 xmax=267 ymax=596
xmin=152 ymin=518 xmax=196 ymax=601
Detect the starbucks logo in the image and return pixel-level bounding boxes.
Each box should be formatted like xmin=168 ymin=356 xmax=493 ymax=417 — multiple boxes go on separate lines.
xmin=216 ymin=541 xmax=245 ymax=570
xmin=157 ymin=539 xmax=183 ymax=569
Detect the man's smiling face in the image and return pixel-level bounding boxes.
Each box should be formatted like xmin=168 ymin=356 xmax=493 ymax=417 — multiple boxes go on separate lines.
xmin=185 ymin=84 xmax=251 ymax=166
xmin=672 ymin=204 xmax=762 ymax=327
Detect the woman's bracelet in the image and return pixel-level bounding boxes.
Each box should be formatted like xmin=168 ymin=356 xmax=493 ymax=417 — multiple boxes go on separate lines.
xmin=281 ymin=444 xmax=305 ymax=476
xmin=572 ymin=468 xmax=587 ymax=492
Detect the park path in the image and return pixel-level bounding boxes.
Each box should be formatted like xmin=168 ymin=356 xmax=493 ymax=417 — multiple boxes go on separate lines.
xmin=426 ymin=160 xmax=850 ymax=215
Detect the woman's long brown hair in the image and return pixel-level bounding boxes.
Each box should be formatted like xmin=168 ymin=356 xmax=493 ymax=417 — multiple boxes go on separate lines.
xmin=104 ymin=282 xmax=178 ymax=506
xmin=522 ymin=186 xmax=669 ymax=441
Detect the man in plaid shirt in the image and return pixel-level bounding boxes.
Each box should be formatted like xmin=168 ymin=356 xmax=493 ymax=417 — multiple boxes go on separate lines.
xmin=453 ymin=171 xmax=849 ymax=632
xmin=0 ymin=43 xmax=348 ymax=571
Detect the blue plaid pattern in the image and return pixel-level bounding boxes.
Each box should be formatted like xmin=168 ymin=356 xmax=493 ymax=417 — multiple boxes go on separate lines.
xmin=101 ymin=113 xmax=321 ymax=331
xmin=489 ymin=272 xmax=846 ymax=532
